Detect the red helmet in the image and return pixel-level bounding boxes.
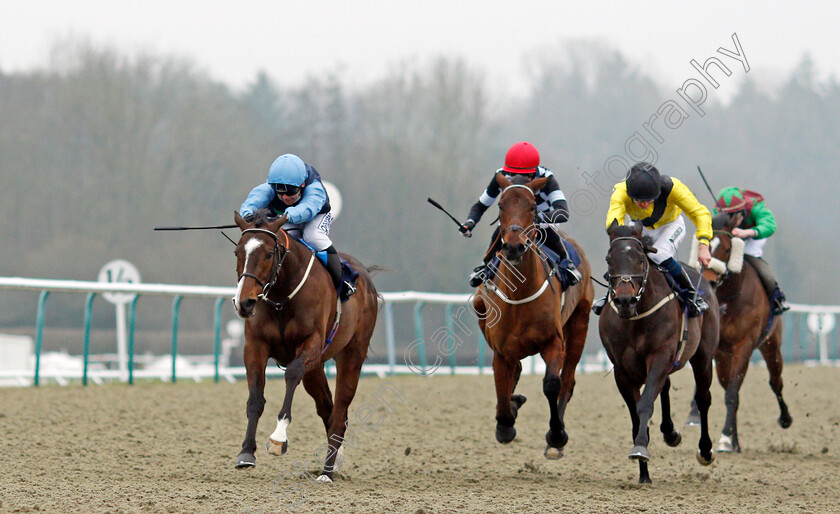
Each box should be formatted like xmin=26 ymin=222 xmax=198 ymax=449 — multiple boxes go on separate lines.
xmin=502 ymin=141 xmax=540 ymax=174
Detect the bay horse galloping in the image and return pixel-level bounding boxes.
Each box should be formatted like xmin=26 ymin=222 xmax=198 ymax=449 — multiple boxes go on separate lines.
xmin=231 ymin=210 xmax=379 ymax=482
xmin=472 ymin=173 xmax=593 ymax=459
xmin=599 ymin=220 xmax=719 ymax=483
xmin=686 ymin=212 xmax=792 ymax=452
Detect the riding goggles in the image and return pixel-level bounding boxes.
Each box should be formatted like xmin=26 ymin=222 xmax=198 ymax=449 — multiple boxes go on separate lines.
xmin=274 ymin=183 xmax=301 ymax=196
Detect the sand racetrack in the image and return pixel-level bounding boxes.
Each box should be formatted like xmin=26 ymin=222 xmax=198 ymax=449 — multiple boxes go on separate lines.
xmin=1 ymin=363 xmax=838 ymax=513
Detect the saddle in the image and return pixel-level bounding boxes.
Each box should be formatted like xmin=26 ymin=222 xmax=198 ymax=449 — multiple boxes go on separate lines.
xmin=297 ymin=239 xmax=360 ymax=301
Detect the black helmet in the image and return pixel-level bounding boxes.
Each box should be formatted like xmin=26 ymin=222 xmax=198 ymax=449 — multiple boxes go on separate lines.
xmin=626 ymin=162 xmax=661 ymax=202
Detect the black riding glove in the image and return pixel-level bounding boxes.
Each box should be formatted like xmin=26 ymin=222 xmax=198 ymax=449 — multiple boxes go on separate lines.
xmin=459 ymin=219 xmax=476 ymax=238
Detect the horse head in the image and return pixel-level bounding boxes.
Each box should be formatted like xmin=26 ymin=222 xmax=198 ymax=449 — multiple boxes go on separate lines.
xmin=233 ymin=210 xmax=289 ymax=318
xmin=606 ymin=219 xmax=657 ymax=318
xmin=703 ymin=211 xmax=745 ymax=287
xmin=496 ymin=172 xmax=548 ymax=265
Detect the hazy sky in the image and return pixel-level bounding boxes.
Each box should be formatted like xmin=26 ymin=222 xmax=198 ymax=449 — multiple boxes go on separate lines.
xmin=0 ymin=0 xmax=836 ymax=98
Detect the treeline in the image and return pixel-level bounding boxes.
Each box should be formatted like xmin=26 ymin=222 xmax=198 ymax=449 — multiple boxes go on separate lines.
xmin=1 ymin=41 xmax=838 ymax=328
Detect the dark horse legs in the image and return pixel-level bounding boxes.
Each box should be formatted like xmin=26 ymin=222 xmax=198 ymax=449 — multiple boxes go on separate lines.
xmin=616 ymin=355 xmax=689 ymax=484
xmin=614 ymin=369 xmax=651 ymax=483
xmin=542 ymin=304 xmax=589 ymax=458
xmin=690 ymin=346 xmax=715 ymax=465
xmin=493 ymin=355 xmax=525 ymax=444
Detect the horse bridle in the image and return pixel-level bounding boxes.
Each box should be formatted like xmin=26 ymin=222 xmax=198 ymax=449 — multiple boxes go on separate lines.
xmin=499 ymin=184 xmax=536 ymax=245
xmin=237 ymin=228 xmax=289 ymax=310
xmin=607 ymin=236 xmax=650 ymax=305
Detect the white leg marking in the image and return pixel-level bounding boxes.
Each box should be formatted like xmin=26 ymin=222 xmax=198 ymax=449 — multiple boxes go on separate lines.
xmin=270 ymin=417 xmax=289 ymax=443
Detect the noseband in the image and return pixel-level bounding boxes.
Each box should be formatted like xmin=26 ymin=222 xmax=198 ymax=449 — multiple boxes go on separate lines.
xmin=607 ymin=236 xmax=650 ymax=305
xmin=237 ymin=228 xmax=290 ymax=310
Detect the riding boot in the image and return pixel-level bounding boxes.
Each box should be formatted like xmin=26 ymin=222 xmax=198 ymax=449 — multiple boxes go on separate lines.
xmin=468 ymin=264 xmax=489 ymax=287
xmin=744 ymin=255 xmax=789 ymax=315
xmin=592 ymin=295 xmax=608 ymax=315
xmin=326 ymin=247 xmax=355 ymax=301
xmin=672 ymin=265 xmax=709 ymax=318
xmin=771 ymin=286 xmax=791 ymax=315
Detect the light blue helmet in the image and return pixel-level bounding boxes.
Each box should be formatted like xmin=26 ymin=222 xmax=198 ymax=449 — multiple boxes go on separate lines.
xmin=267 ymin=154 xmax=307 ymax=186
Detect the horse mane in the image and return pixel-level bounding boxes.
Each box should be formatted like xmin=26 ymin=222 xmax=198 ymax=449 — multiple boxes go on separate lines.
xmin=253 ymin=208 xmax=276 ymax=228
xmin=612 ymin=224 xmax=655 ymax=248
xmin=508 ymin=174 xmax=531 ymax=186
xmin=712 ymin=212 xmax=731 ymax=231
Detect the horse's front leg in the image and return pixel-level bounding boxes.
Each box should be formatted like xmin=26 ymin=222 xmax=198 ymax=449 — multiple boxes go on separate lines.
xmin=267 ymin=337 xmax=322 ymax=456
xmin=717 ymin=337 xmax=753 ymax=453
xmin=235 ymin=341 xmax=269 ymax=468
xmin=628 ymin=353 xmax=671 ymax=483
xmin=541 ymin=339 xmax=567 ymax=459
xmin=493 ymin=353 xmax=525 ymax=444
xmin=614 ymin=369 xmax=649 ymax=484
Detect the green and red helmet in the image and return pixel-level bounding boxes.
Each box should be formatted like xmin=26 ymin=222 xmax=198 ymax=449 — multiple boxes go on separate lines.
xmin=715 ymin=187 xmax=748 ymax=213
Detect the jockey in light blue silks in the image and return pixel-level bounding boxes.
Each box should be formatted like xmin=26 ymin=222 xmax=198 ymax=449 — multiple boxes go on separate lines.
xmin=239 ymin=153 xmax=355 ymax=300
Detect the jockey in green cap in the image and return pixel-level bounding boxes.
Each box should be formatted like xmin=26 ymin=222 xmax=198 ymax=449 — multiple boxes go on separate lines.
xmin=714 ymin=187 xmax=790 ymax=315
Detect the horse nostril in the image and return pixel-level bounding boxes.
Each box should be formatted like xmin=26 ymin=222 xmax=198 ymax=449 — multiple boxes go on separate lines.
xmin=242 ymin=299 xmax=256 ymax=312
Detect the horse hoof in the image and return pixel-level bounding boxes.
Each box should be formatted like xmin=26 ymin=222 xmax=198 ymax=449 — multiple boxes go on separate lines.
xmin=545 ymin=429 xmax=568 ymax=449
xmin=716 ymin=435 xmax=734 ymax=453
xmin=639 ymin=476 xmax=652 ymax=485
xmin=315 ymin=474 xmax=333 ymax=484
xmin=266 ymin=438 xmax=288 ymax=456
xmin=664 ymin=430 xmax=682 ymax=447
xmin=629 ymin=446 xmax=650 ymax=462
xmin=495 ymin=424 xmax=517 ymax=444
xmin=544 ymin=446 xmax=563 ymax=460
xmin=697 ymin=449 xmax=715 ymax=466
xmin=778 ymin=414 xmax=793 ymax=429
xmin=684 ymin=415 xmax=701 ymax=427
xmin=235 ymin=452 xmax=256 ymax=469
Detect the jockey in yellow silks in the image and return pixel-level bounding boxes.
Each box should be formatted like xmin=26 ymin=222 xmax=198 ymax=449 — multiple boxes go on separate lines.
xmin=593 ymin=162 xmax=713 ymax=317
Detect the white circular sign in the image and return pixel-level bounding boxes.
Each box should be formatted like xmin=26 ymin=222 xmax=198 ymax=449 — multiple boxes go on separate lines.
xmin=226 ymin=320 xmax=245 ymax=338
xmin=807 ymin=313 xmax=836 ymax=335
xmin=97 ymin=259 xmax=141 ymax=305
xmin=323 ymin=181 xmax=343 ymax=219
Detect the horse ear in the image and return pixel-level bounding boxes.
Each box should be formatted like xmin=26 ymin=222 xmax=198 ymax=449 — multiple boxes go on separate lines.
xmin=528 ymin=177 xmax=549 ymax=192
xmin=234 ymin=211 xmax=248 ymax=230
xmin=632 ymin=220 xmax=644 ymax=239
xmin=607 ymin=218 xmax=620 ymax=236
xmin=495 ymin=172 xmax=512 ymax=189
xmin=267 ymin=213 xmax=287 ymax=234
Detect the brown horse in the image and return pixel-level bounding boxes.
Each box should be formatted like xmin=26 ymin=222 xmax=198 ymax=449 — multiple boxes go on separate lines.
xmin=686 ymin=212 xmax=792 ymax=452
xmin=231 ymin=210 xmax=380 ymax=482
xmin=472 ymin=173 xmax=593 ymax=459
xmin=599 ymin=220 xmax=719 ymax=483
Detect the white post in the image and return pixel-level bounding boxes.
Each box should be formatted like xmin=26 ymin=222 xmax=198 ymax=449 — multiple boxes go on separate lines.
xmin=116 ymin=303 xmax=128 ymax=382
